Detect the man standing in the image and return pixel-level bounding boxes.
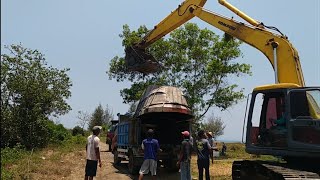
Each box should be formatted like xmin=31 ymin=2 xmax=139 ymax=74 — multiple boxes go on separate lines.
xmin=139 ymin=129 xmax=161 ymax=180
xmin=221 ymin=142 xmax=227 ymax=156
xmin=207 ymin=132 xmax=217 ymax=164
xmin=196 ymin=129 xmax=213 ymax=180
xmin=85 ymin=126 xmax=102 ymax=180
xmin=177 ymin=131 xmax=192 ymax=180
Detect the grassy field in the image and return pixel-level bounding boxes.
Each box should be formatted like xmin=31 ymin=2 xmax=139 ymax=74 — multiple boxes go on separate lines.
xmin=2 ymin=139 xmax=277 ymax=180
xmin=1 ymin=135 xmax=88 ymax=180
xmin=191 ymin=142 xmax=277 ymax=180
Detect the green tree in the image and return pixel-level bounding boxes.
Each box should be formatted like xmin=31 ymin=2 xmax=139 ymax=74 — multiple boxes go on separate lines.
xmin=103 ymin=105 xmax=114 ymax=125
xmin=72 ymin=125 xmax=85 ymax=136
xmin=1 ymin=44 xmax=72 ymax=149
xmin=202 ymin=115 xmax=226 ymax=138
xmin=88 ymin=104 xmax=114 ymax=131
xmin=107 ymin=23 xmax=251 ymax=122
xmin=88 ymin=104 xmax=104 ymax=130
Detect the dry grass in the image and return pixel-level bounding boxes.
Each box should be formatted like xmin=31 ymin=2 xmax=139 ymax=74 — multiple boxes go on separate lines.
xmin=2 ymin=135 xmax=87 ymax=180
xmin=3 ymin=140 xmax=276 ymax=180
xmin=191 ymin=155 xmax=232 ymax=180
xmin=6 ymin=147 xmax=82 ymax=180
xmin=190 ymin=142 xmax=276 ymax=179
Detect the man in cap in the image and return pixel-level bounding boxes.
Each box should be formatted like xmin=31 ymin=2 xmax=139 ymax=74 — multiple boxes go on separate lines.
xmin=85 ymin=126 xmax=102 ymax=180
xmin=139 ymin=129 xmax=161 ymax=180
xmin=177 ymin=130 xmax=193 ymax=180
xmin=207 ymin=132 xmax=217 ymax=164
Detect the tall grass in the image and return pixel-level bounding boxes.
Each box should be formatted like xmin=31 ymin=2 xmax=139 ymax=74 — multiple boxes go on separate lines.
xmin=1 ymin=144 xmax=28 ymax=179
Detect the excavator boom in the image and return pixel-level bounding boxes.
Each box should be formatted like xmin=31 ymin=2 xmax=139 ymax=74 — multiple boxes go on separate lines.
xmin=126 ymin=0 xmax=305 ymax=86
xmin=135 ymin=0 xmax=206 ymax=49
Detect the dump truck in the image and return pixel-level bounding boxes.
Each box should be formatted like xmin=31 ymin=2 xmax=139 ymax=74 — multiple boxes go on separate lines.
xmin=112 ymin=85 xmax=193 ymax=174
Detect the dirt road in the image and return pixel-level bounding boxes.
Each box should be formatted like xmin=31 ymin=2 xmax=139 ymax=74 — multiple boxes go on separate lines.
xmin=67 ymin=141 xmax=180 ymax=180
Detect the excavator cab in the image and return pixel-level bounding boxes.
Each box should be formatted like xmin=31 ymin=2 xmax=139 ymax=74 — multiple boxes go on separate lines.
xmin=245 ymin=84 xmax=320 ymax=158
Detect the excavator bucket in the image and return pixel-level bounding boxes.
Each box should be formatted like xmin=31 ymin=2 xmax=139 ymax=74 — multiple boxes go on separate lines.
xmin=125 ymin=46 xmax=162 ymax=74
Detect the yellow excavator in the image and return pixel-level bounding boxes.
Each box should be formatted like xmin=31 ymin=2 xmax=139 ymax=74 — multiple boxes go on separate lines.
xmin=124 ymin=0 xmax=320 ymax=178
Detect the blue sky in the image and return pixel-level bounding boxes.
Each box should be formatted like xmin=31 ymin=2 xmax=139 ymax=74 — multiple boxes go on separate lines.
xmin=2 ymin=0 xmax=319 ymax=141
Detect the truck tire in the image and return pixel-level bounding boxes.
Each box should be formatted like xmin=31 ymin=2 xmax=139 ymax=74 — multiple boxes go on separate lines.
xmin=113 ymin=149 xmax=121 ymax=165
xmin=128 ymin=152 xmax=139 ymax=175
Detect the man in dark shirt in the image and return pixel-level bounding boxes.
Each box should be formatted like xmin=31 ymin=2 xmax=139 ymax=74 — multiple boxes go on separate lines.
xmin=138 ymin=129 xmax=161 ymax=180
xmin=221 ymin=142 xmax=227 ymax=156
xmin=177 ymin=131 xmax=193 ymax=180
xmin=196 ymin=129 xmax=213 ymax=180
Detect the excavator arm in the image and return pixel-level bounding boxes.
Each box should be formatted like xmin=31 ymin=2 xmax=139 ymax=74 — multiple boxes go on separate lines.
xmin=126 ymin=0 xmax=305 ymax=86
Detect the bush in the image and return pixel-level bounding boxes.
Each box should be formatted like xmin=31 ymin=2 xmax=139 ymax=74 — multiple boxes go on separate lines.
xmin=1 ymin=145 xmax=27 ymax=179
xmin=59 ymin=135 xmax=87 ymax=151
xmin=46 ymin=121 xmax=71 ymax=144
xmin=70 ymin=135 xmax=87 ymax=145
xmin=72 ymin=126 xmax=85 ymax=136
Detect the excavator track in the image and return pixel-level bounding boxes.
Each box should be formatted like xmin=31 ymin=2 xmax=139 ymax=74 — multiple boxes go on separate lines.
xmin=232 ymin=160 xmax=320 ymax=180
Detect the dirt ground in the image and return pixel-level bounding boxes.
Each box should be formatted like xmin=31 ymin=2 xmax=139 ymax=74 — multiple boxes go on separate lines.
xmin=66 ymin=141 xmax=181 ymax=180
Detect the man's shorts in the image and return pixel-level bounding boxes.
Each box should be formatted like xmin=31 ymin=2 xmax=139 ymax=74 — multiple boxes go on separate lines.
xmin=85 ymin=160 xmax=98 ymax=177
xmin=139 ymin=159 xmax=157 ymax=176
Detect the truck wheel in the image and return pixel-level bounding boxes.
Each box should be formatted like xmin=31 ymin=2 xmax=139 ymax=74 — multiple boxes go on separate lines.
xmin=128 ymin=152 xmax=139 ymax=175
xmin=113 ymin=149 xmax=121 ymax=165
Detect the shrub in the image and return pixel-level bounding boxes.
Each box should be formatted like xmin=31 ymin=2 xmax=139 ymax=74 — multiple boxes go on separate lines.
xmin=72 ymin=126 xmax=85 ymax=136
xmin=1 ymin=145 xmax=27 ymax=179
xmin=46 ymin=121 xmax=71 ymax=144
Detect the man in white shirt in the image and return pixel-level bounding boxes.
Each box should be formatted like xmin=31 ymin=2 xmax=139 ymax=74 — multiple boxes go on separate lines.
xmin=85 ymin=126 xmax=102 ymax=180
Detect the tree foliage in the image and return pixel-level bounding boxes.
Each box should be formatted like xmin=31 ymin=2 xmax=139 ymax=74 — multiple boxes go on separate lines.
xmin=88 ymin=104 xmax=114 ymax=131
xmin=72 ymin=125 xmax=85 ymax=136
xmin=107 ymin=23 xmax=251 ymax=121
xmin=103 ymin=105 xmax=114 ymax=125
xmin=202 ymin=115 xmax=226 ymax=138
xmin=1 ymin=44 xmax=72 ymax=149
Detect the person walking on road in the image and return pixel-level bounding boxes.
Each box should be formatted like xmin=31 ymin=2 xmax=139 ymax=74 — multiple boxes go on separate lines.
xmin=85 ymin=126 xmax=102 ymax=180
xmin=177 ymin=130 xmax=193 ymax=180
xmin=139 ymin=129 xmax=161 ymax=180
xmin=196 ymin=129 xmax=214 ymax=180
